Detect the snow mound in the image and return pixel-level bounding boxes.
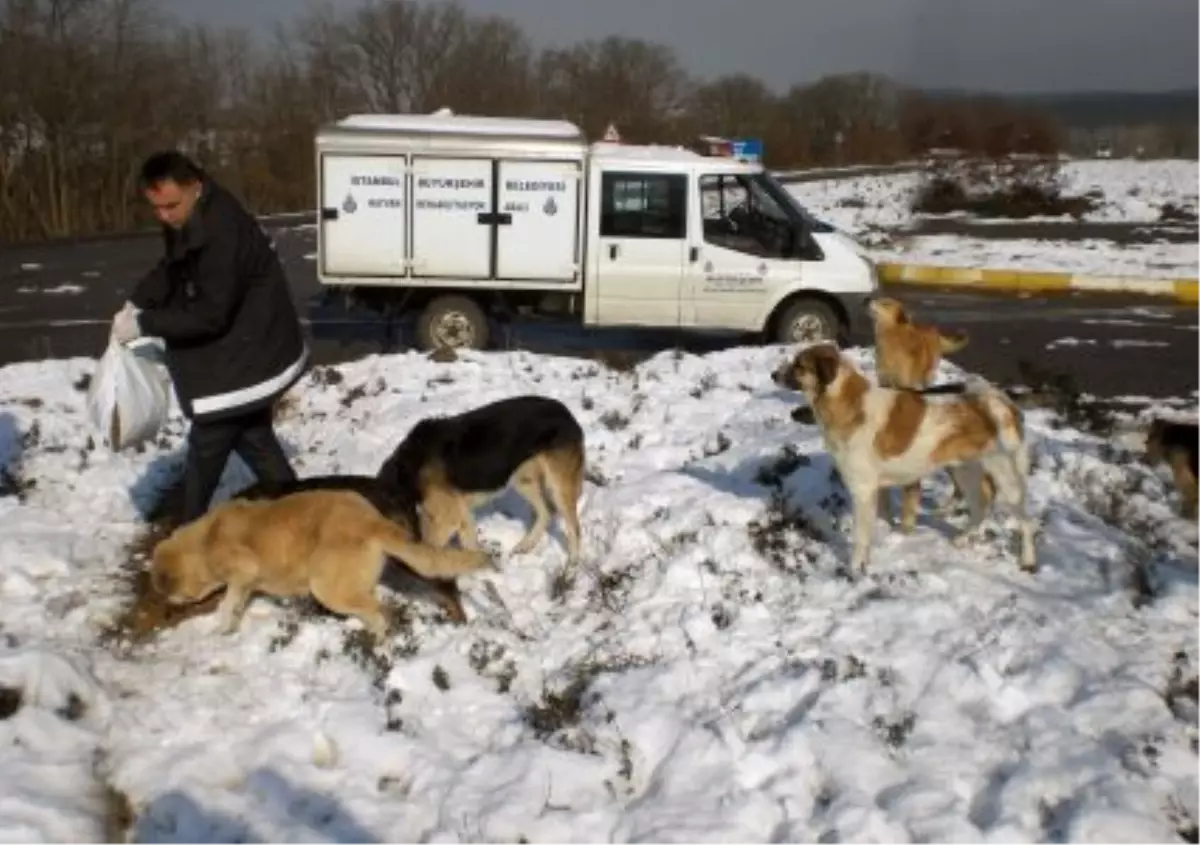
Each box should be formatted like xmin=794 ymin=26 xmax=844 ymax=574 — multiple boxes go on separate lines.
xmin=0 ymin=647 xmax=115 ymax=842
xmin=0 ymin=346 xmax=1195 ymax=842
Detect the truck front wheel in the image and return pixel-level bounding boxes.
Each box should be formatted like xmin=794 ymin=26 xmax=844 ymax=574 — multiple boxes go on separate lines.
xmin=415 ymin=295 xmax=491 ymax=352
xmin=771 ymin=298 xmax=842 ymax=346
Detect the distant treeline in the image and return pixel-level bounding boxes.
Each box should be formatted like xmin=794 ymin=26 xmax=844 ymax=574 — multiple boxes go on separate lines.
xmin=925 ymin=88 xmax=1198 ymax=129
xmin=0 ymin=0 xmax=1194 ymax=245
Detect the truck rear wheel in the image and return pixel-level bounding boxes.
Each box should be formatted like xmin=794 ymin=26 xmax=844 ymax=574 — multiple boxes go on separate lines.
xmin=415 ymin=295 xmax=490 ymax=352
xmin=772 ymin=298 xmax=841 ymax=346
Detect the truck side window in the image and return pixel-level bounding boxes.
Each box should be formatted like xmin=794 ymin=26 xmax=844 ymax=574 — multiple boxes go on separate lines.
xmin=700 ymin=174 xmax=795 ymax=259
xmin=600 ymin=173 xmax=687 ymax=239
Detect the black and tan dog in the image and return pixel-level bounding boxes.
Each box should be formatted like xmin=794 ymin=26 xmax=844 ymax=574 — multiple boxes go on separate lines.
xmin=233 ymin=475 xmax=472 ymax=622
xmin=377 ymin=395 xmax=585 ymax=564
xmin=1144 ymin=418 xmax=1198 ymax=520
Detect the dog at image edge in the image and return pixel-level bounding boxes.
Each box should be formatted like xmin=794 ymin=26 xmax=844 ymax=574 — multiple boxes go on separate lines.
xmin=149 ymin=490 xmax=494 ymax=638
xmin=1144 ymin=417 xmax=1199 ymax=520
xmin=865 ymin=295 xmax=980 ymax=530
xmin=376 ymin=395 xmax=585 ymax=564
xmin=772 ymin=343 xmax=1036 ymax=574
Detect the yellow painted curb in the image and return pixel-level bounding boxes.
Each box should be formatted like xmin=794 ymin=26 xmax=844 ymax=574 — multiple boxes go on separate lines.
xmin=1174 ymin=279 xmax=1200 ymax=305
xmin=877 ymin=261 xmax=1198 ymax=304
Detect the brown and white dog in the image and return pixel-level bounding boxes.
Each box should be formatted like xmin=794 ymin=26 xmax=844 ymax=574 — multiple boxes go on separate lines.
xmin=867 ymin=295 xmax=977 ymax=529
xmin=772 ymin=343 xmax=1037 ymax=574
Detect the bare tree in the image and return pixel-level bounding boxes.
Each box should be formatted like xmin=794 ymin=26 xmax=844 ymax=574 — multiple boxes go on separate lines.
xmin=685 ymin=74 xmax=790 ymax=162
xmin=782 ymin=73 xmax=903 ymax=165
xmin=536 ymin=35 xmax=691 ymax=142
xmin=689 ymin=74 xmax=776 ymax=136
xmin=288 ymin=3 xmax=360 ymax=123
xmin=2 ymin=0 xmax=108 ymax=238
xmin=341 ymin=0 xmax=477 ymax=114
xmin=0 ymin=0 xmax=1142 ymax=245
xmin=426 ymin=13 xmax=536 ymax=116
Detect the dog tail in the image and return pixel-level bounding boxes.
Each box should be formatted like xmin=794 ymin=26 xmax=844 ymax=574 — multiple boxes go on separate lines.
xmin=370 ymin=519 xmax=493 ymax=581
xmin=938 ymin=330 xmax=969 ymax=355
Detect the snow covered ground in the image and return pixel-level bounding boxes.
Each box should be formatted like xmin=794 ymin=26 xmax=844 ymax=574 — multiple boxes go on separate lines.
xmin=787 ymin=159 xmax=1199 ymax=279
xmin=1059 ymin=160 xmax=1200 ymax=224
xmin=881 ymin=233 xmax=1199 ymax=280
xmin=0 ymin=347 xmax=1197 ymax=842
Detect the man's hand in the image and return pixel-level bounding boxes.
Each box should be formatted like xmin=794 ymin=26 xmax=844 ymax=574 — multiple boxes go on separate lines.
xmin=111 ymin=301 xmax=142 ymax=345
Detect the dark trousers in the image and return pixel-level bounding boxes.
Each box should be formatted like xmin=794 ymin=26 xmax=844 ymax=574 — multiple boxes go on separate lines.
xmin=181 ymin=407 xmax=296 ymax=523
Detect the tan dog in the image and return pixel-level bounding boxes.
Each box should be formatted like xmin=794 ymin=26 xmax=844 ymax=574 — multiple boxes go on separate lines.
xmin=149 ymin=490 xmax=493 ymax=638
xmin=772 ymin=344 xmax=1036 ymax=574
xmin=867 ymin=295 xmax=981 ymax=530
xmin=868 ymin=296 xmax=969 ymax=389
xmin=1145 ymin=418 xmax=1199 ymax=520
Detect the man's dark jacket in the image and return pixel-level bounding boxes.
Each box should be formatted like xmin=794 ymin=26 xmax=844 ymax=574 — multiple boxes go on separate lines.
xmin=130 ymin=180 xmax=308 ymax=423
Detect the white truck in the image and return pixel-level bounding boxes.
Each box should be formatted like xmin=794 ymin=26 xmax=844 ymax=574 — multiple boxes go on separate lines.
xmin=314 ymin=113 xmax=879 ymax=351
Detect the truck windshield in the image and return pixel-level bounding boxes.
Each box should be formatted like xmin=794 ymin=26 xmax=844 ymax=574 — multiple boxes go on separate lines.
xmin=757 ymin=172 xmax=834 ymax=233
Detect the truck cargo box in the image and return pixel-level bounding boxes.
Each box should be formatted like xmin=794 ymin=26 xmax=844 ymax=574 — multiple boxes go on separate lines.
xmin=315 ymin=114 xmax=588 ymax=292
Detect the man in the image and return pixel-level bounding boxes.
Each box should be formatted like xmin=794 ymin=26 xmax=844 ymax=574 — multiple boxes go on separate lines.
xmin=112 ymin=151 xmax=309 ymax=525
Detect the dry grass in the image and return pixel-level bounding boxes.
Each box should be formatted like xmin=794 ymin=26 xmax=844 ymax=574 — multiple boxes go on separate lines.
xmin=98 ymin=519 xmax=225 ymax=647
xmin=99 ymin=780 xmax=136 ymax=843
xmin=97 ymin=481 xmax=223 ymax=647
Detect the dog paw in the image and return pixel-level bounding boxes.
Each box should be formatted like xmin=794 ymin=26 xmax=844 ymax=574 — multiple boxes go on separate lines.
xmin=952 ymin=530 xmax=979 ymax=548
xmin=510 ymin=538 xmax=537 ymax=556
xmin=470 ymin=547 xmax=501 ymax=572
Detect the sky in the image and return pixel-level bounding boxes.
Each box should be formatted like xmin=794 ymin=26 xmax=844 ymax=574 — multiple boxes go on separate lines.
xmin=160 ymin=0 xmax=1198 ymax=94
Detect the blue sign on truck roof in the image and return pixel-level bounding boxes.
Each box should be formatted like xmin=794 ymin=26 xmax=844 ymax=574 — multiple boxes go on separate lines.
xmin=730 ymin=138 xmax=764 ymax=162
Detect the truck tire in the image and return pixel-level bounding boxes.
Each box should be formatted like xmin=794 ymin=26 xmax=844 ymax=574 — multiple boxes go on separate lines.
xmin=772 ymin=298 xmax=842 ymax=346
xmin=415 ymin=295 xmax=491 ymax=352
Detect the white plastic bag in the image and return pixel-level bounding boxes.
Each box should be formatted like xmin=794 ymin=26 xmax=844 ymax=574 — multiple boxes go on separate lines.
xmin=86 ymin=336 xmax=172 ymax=451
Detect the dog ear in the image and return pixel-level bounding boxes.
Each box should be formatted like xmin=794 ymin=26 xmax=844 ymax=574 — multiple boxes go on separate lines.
xmin=881 ymin=300 xmax=909 ymax=325
xmin=151 ymin=567 xmax=175 ymax=598
xmin=811 ymin=346 xmax=840 ymax=389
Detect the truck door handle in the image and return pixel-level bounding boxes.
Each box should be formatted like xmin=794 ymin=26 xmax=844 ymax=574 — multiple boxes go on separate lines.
xmin=321 ymin=207 xmax=338 ymax=221
xmin=608 ymin=244 xmax=619 ymax=260
xmin=689 ymin=246 xmax=700 ymax=263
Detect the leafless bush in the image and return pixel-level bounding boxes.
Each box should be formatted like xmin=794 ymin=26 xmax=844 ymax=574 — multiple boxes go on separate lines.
xmin=912 ymin=152 xmax=1095 ymax=219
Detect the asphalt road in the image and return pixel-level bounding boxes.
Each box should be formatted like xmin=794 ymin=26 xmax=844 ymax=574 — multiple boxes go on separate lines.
xmin=0 ymin=218 xmax=1196 ymax=402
